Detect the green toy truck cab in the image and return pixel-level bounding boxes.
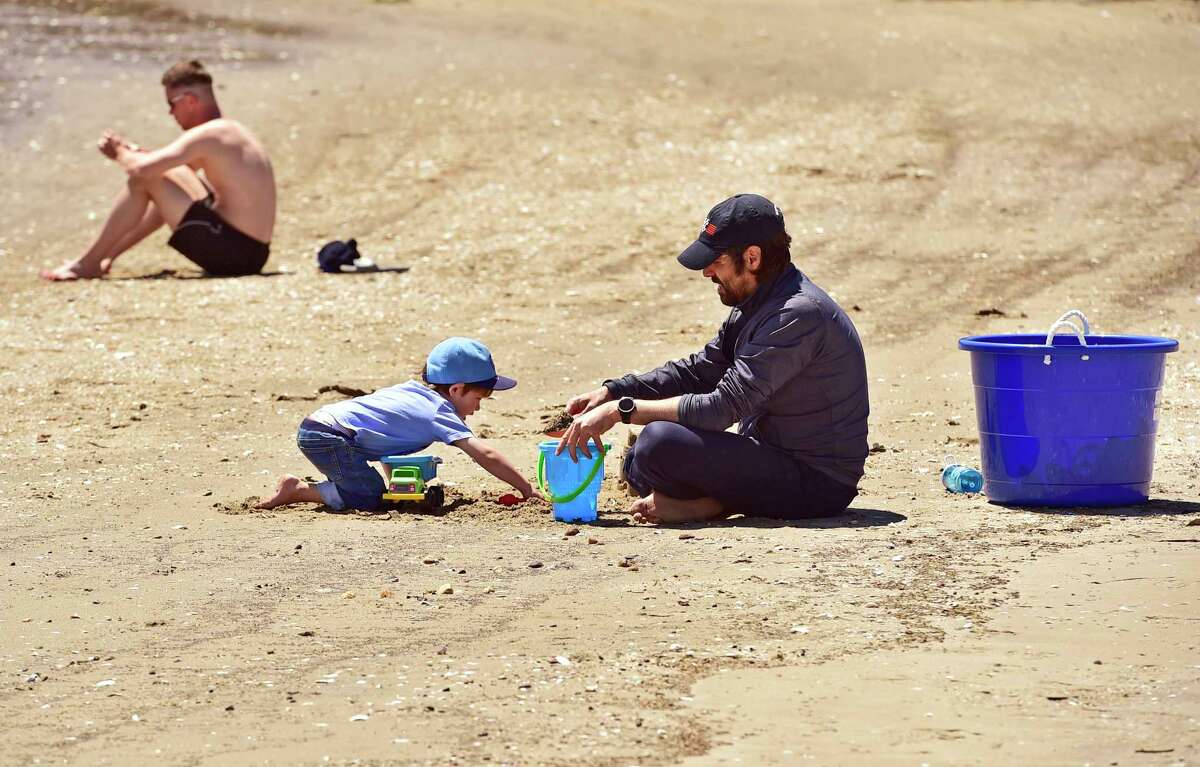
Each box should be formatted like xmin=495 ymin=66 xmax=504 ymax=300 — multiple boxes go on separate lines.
xmin=380 ymin=455 xmax=444 ymax=508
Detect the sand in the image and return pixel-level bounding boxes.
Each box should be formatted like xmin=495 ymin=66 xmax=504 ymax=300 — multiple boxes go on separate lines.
xmin=1 ymin=0 xmax=1198 ymax=764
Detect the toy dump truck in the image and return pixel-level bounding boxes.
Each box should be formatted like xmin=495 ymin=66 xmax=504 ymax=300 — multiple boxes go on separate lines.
xmin=380 ymin=455 xmax=444 ymax=508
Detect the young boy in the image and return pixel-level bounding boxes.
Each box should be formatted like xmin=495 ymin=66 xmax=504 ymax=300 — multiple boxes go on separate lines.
xmin=257 ymin=337 xmax=542 ymax=510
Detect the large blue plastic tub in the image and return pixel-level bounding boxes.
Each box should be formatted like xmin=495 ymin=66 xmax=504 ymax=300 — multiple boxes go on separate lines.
xmin=958 ymin=333 xmax=1178 ymax=506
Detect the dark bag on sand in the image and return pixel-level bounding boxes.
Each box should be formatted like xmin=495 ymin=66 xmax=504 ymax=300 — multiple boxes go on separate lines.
xmin=317 ymin=238 xmax=376 ymax=273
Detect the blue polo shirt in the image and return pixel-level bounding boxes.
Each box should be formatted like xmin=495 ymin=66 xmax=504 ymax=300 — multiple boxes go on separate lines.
xmin=311 ymin=380 xmax=473 ymax=458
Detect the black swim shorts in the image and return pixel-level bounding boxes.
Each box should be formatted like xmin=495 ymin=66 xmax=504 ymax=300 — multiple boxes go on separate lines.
xmin=167 ymin=200 xmax=270 ymax=276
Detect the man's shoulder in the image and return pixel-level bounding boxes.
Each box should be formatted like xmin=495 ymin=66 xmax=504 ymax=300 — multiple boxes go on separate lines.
xmin=788 ymin=273 xmax=846 ymax=317
xmin=185 ymin=118 xmax=255 ymax=145
xmin=756 ymin=282 xmax=827 ymax=338
xmin=778 ymin=289 xmax=823 ymax=321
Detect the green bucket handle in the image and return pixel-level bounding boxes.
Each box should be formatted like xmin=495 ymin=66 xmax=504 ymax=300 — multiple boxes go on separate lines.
xmin=537 ymin=444 xmax=607 ymax=503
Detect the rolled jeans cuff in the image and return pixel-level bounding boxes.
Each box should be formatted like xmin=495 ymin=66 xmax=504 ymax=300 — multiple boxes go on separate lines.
xmin=314 ymin=480 xmax=345 ymax=510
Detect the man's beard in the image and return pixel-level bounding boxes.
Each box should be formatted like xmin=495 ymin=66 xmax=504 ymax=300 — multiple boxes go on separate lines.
xmin=715 ymin=279 xmax=741 ymax=307
xmin=715 ymin=258 xmax=752 ymax=306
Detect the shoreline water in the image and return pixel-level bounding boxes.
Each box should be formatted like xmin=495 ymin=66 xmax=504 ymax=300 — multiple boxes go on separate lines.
xmin=0 ymin=0 xmax=304 ymax=139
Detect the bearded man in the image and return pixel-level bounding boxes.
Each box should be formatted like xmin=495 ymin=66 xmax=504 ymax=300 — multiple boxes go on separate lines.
xmin=559 ymin=193 xmax=869 ymax=524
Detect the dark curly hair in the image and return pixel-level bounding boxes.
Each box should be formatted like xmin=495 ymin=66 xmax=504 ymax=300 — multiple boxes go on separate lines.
xmin=725 ymin=230 xmax=793 ymax=281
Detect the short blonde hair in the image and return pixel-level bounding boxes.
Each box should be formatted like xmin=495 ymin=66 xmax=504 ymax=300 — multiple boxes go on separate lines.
xmin=161 ymin=59 xmax=213 ymax=90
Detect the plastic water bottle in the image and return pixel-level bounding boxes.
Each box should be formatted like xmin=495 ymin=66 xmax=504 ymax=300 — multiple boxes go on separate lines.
xmin=942 ymin=463 xmax=983 ymax=494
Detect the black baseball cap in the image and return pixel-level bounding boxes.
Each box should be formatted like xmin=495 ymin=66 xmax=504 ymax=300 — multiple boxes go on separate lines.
xmin=677 ymin=193 xmax=786 ymax=270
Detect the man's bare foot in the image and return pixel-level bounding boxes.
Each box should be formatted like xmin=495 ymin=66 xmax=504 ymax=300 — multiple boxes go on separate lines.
xmin=256 ymin=474 xmax=305 ymax=509
xmin=629 ymin=491 xmax=726 ymax=525
xmin=39 ymin=260 xmax=106 ymax=281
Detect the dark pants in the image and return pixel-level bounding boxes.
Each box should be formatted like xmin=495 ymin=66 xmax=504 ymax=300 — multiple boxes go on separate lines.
xmin=623 ymin=422 xmax=857 ymax=519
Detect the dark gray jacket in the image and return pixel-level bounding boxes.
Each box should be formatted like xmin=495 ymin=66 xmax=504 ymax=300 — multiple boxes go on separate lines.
xmin=605 ymin=264 xmax=869 ymax=487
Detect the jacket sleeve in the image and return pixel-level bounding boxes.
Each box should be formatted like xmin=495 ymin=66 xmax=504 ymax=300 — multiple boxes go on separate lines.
xmin=604 ymin=323 xmax=732 ymax=400
xmin=678 ymin=299 xmax=824 ymax=431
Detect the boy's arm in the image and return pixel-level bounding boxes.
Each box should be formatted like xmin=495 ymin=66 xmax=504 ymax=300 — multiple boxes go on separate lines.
xmin=452 ymin=437 xmax=544 ymax=501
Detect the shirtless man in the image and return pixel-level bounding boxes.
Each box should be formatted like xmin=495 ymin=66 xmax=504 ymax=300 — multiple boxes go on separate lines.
xmin=41 ymin=60 xmax=275 ymax=280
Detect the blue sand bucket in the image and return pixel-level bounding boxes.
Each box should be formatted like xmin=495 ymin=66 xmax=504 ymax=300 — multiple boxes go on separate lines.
xmin=959 ymin=310 xmax=1178 ymax=507
xmin=537 ymin=440 xmax=611 ymax=523
xmin=380 ymin=455 xmax=442 ymax=481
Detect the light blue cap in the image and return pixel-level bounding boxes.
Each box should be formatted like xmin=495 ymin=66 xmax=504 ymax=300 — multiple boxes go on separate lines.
xmin=425 ymin=337 xmax=516 ymax=390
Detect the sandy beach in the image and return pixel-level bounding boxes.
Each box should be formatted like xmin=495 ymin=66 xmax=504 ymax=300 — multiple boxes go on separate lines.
xmin=1 ymin=0 xmax=1198 ymax=764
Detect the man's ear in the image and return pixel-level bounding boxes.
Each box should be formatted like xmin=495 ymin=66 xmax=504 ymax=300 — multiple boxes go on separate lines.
xmin=448 ymin=383 xmax=466 ymax=399
xmin=744 ymin=245 xmax=763 ymax=272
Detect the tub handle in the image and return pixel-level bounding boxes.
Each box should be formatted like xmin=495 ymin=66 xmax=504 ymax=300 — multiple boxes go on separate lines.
xmin=1043 ymin=310 xmax=1091 ymax=365
xmin=1051 ymin=309 xmax=1091 ymax=336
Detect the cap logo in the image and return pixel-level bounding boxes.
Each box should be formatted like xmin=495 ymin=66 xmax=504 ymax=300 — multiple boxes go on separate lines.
xmin=704 ymin=222 xmax=717 ymax=236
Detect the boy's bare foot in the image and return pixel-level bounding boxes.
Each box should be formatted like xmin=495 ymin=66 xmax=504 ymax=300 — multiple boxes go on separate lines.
xmin=256 ymin=474 xmax=304 ymax=509
xmin=628 ymin=492 xmax=726 ymax=525
xmin=40 ymin=260 xmax=108 ymax=281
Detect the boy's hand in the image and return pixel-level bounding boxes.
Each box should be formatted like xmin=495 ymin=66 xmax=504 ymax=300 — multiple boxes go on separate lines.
xmin=522 ymin=486 xmax=546 ymax=502
xmin=566 ymin=386 xmax=611 ymax=416
xmin=499 ymin=487 xmax=545 ymax=506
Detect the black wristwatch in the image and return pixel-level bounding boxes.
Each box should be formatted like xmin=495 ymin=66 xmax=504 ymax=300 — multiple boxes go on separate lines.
xmin=617 ymin=397 xmax=636 ymax=424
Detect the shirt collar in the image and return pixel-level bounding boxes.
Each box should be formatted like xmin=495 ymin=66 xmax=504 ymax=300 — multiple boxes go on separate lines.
xmin=735 ymin=263 xmax=799 ymax=314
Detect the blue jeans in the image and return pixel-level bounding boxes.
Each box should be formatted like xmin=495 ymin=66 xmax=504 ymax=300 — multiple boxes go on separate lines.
xmin=623 ymin=422 xmax=858 ymax=519
xmin=297 ymin=421 xmax=385 ymax=511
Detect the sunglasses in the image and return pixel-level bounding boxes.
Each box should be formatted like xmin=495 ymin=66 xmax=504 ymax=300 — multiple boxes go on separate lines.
xmin=167 ymin=92 xmax=192 ymax=112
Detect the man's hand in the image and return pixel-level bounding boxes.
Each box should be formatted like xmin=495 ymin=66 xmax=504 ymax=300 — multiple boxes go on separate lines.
xmin=556 ymin=401 xmax=618 ymax=461
xmin=98 ymin=131 xmax=123 ymax=160
xmin=97 ymin=131 xmax=141 ymax=161
xmin=566 ymin=386 xmax=611 ymax=417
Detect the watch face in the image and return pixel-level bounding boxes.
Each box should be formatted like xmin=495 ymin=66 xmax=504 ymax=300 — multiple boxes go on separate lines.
xmin=618 ymin=398 xmax=635 ymax=421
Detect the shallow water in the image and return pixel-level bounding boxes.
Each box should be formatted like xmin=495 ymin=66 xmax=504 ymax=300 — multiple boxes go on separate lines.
xmin=0 ymin=0 xmax=304 ymax=128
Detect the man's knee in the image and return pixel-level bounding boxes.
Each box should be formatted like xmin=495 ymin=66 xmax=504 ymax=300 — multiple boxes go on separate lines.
xmin=631 ymin=421 xmax=693 ymax=472
xmin=126 ymin=173 xmax=150 ymax=192
xmin=127 ymin=166 xmax=192 ymax=192
xmin=625 ymin=422 xmax=707 ymax=500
